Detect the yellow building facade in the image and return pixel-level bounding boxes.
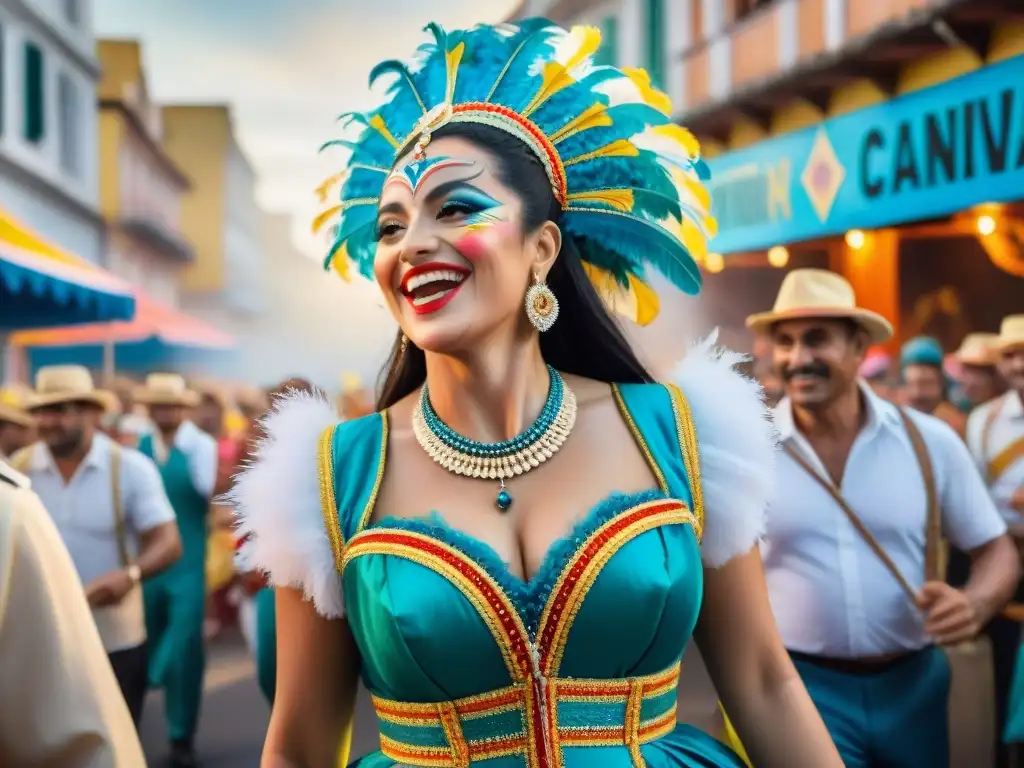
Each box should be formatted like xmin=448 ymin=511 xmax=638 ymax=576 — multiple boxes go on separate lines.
xmin=97 ymin=40 xmax=193 ymax=307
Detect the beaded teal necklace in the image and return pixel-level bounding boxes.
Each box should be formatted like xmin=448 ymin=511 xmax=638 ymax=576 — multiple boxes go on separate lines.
xmin=411 ymin=366 xmax=577 ymax=511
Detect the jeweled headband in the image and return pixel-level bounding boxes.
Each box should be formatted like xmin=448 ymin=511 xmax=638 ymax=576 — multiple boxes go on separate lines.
xmin=313 ymin=19 xmax=716 ymax=324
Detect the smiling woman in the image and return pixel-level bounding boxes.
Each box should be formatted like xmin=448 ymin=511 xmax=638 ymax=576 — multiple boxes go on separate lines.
xmin=231 ymin=18 xmax=842 ymax=768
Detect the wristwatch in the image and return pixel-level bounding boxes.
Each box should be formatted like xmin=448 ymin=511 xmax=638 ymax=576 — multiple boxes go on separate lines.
xmin=126 ymin=564 xmax=142 ymax=585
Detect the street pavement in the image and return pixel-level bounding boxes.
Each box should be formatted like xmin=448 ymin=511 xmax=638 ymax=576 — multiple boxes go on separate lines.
xmin=139 ymin=634 xmax=724 ymax=766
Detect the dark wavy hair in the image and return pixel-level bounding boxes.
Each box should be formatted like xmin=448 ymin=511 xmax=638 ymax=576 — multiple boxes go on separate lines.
xmin=376 ymin=122 xmax=654 ymax=410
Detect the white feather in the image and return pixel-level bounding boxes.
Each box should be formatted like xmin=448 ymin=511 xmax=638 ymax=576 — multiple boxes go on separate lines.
xmin=228 ymin=390 xmax=345 ymax=618
xmin=668 ymin=331 xmax=779 ymax=567
xmin=632 ymin=128 xmax=697 ymax=169
xmin=592 ymin=74 xmax=647 ymax=109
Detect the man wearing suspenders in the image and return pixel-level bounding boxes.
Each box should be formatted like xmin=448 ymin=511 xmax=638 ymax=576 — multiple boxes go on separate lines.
xmin=13 ymin=365 xmax=182 ymax=729
xmin=748 ymin=270 xmax=1019 ymax=767
xmin=134 ymin=373 xmax=219 ymax=768
xmin=968 ymin=314 xmax=1024 ymax=765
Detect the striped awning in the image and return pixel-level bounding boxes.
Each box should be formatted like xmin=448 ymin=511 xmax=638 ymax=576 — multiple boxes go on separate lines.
xmin=0 ymin=211 xmax=135 ymax=330
xmin=12 ymin=293 xmax=234 ymax=371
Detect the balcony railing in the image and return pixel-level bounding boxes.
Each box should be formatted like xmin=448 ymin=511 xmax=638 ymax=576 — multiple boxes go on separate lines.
xmin=118 ymin=216 xmax=195 ymax=264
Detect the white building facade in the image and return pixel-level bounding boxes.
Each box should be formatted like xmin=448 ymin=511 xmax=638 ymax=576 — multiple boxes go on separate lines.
xmin=0 ymin=0 xmax=102 ymax=263
xmin=514 ymin=0 xmax=698 ymax=121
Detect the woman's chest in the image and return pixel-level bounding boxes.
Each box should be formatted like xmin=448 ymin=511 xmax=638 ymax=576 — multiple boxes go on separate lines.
xmin=342 ymin=494 xmax=704 ymax=698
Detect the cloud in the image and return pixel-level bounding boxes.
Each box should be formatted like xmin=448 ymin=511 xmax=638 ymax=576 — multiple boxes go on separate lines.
xmin=95 ymin=0 xmax=520 ymax=258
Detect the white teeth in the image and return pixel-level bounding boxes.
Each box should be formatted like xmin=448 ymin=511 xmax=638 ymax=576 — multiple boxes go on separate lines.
xmin=412 ymin=289 xmax=454 ymax=307
xmin=405 ymin=269 xmax=466 ymax=292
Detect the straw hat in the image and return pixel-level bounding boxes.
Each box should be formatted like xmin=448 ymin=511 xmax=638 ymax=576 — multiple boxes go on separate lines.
xmin=27 ymin=365 xmax=119 ymax=413
xmin=0 ymin=386 xmax=34 ymax=428
xmin=954 ymin=333 xmax=1001 ymax=367
xmin=745 ymin=268 xmax=893 ymax=344
xmin=134 ymin=373 xmax=201 ymax=408
xmin=996 ymin=315 xmax=1024 ymax=352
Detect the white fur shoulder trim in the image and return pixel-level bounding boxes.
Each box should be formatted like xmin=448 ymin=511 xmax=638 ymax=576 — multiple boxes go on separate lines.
xmin=228 ymin=390 xmax=344 ymax=618
xmin=669 ymin=331 xmax=778 ymax=568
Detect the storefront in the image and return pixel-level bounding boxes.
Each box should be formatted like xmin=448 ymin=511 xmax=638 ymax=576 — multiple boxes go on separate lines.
xmin=703 ymin=51 xmax=1024 ymax=349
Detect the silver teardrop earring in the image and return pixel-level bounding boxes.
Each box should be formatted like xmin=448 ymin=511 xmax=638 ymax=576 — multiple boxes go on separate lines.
xmin=525 ymin=271 xmax=559 ymax=332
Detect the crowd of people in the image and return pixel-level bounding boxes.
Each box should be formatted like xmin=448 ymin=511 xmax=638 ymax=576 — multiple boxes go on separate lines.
xmin=1 ymin=15 xmax=1023 ymax=768
xmin=0 ymin=368 xmax=372 ymax=767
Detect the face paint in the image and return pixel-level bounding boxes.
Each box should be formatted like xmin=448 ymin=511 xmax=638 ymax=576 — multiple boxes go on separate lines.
xmin=453 ymin=221 xmax=515 ymax=263
xmin=385 ymin=156 xmax=476 ymax=196
xmin=440 ymin=187 xmax=505 ymax=232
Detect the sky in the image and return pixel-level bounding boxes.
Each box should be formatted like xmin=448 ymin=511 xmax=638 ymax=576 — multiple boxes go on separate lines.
xmin=93 ymin=0 xmax=521 ymax=258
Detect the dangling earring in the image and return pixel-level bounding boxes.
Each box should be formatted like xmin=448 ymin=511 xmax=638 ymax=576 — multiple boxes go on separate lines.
xmin=525 ymin=271 xmax=559 ymax=332
xmin=399 ymin=333 xmax=409 ymax=354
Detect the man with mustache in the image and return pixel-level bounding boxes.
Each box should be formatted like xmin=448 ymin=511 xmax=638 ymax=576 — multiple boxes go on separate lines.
xmin=746 ymin=269 xmax=1019 ymax=767
xmin=12 ymin=366 xmax=182 ymax=732
xmin=967 ymin=315 xmax=1024 ymax=765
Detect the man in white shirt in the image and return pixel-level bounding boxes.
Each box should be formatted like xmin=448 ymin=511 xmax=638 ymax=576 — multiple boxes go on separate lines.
xmin=13 ymin=365 xmax=183 ymax=730
xmin=134 ymin=373 xmax=219 ymax=768
xmin=966 ymin=314 xmax=1024 ymax=766
xmin=747 ymin=269 xmax=1019 ymax=767
xmin=0 ymin=460 xmax=147 ymax=767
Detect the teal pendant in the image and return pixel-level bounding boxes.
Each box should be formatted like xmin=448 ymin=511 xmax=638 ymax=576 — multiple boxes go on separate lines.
xmin=496 ymin=488 xmax=513 ymax=512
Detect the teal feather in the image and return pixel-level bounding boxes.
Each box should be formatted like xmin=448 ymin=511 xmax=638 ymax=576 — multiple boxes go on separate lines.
xmin=335 ymin=112 xmax=369 ymax=128
xmin=319 ymin=19 xmax=712 ymax=299
xmin=555 ymin=105 xmax=666 ymax=159
xmin=563 ymin=207 xmax=702 ymax=295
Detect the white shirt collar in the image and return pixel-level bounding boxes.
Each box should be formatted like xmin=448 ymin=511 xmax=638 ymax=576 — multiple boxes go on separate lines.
xmin=31 ymin=431 xmax=114 ymax=474
xmin=774 ymin=380 xmax=903 ymax=443
xmin=1002 ymin=391 xmax=1024 ymax=420
xmin=150 ymin=420 xmax=202 ymax=463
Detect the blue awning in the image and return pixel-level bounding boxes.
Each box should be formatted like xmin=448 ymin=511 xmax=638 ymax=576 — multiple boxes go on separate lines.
xmin=0 ymin=215 xmax=135 ymax=330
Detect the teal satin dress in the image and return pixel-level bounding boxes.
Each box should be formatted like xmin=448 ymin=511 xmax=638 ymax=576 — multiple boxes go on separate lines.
xmin=323 ymin=382 xmax=745 ymax=768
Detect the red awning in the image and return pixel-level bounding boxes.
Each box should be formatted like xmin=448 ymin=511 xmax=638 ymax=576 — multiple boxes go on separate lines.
xmin=12 ymin=293 xmax=233 ymax=349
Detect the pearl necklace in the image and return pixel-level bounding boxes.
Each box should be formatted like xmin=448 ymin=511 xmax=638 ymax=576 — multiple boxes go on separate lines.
xmin=411 ymin=366 xmax=577 ymax=511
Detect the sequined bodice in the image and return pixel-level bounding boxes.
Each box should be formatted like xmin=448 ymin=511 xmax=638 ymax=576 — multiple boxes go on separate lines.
xmin=327 ymin=384 xmax=744 ymax=767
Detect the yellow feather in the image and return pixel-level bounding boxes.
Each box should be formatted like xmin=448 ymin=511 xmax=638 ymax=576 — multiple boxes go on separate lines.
xmin=566 ymin=188 xmax=634 ymax=212
xmin=312 ymin=205 xmax=341 ymax=234
xmin=549 ymin=103 xmax=611 ymax=144
xmin=445 ymin=43 xmax=466 ymax=104
xmin=563 ymin=139 xmax=639 ymax=167
xmin=369 ymin=115 xmax=400 ymax=149
xmin=621 ymin=68 xmax=673 ymax=115
xmin=522 ymin=26 xmax=602 ymax=117
xmin=315 ymin=171 xmax=349 ymax=204
xmin=563 ymin=25 xmax=602 ymax=72
xmin=627 ymin=275 xmax=660 ymax=326
xmin=330 ymin=243 xmax=352 ymax=282
xmin=582 ymin=263 xmax=661 ymax=325
xmin=582 ymin=261 xmax=615 ymax=291
xmin=669 ymin=166 xmax=711 ymax=211
xmin=652 ymin=123 xmax=700 ymax=157
xmin=678 ymin=216 xmax=710 ymax=261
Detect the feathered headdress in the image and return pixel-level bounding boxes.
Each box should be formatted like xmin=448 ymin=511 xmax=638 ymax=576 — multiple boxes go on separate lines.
xmin=313 ymin=19 xmax=716 ymax=325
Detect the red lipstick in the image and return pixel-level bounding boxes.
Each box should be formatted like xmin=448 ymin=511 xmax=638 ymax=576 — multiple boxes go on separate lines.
xmin=400 ymin=262 xmax=471 ymax=316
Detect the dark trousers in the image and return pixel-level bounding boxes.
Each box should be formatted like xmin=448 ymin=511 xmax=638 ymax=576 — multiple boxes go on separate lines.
xmin=108 ymin=641 xmax=148 ymax=728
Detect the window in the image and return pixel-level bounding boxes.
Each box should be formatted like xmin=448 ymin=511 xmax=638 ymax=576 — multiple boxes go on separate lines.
xmin=735 ymin=0 xmax=774 ymax=22
xmin=0 ymin=23 xmax=5 ymax=137
xmin=23 ymin=42 xmax=44 ymax=144
xmin=595 ymin=15 xmax=618 ymax=67
xmin=58 ymin=72 xmax=79 ymax=175
xmin=63 ymin=0 xmax=81 ymax=26
xmin=644 ymin=0 xmax=665 ymax=89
